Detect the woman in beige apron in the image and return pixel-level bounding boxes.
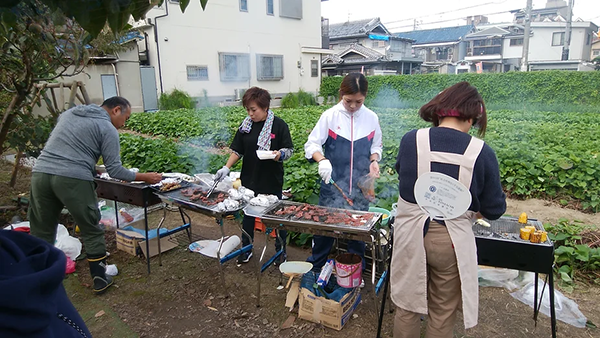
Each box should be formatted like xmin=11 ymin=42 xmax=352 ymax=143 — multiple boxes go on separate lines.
xmin=391 ymin=82 xmax=507 ymax=338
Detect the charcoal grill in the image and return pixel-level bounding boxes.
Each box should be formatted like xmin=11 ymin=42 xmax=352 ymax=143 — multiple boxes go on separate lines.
xmin=247 ymin=201 xmax=384 ymax=308
xmin=95 ymin=178 xmax=186 ymax=274
xmin=475 ymin=216 xmax=556 ymax=338
xmin=154 ymin=183 xmax=250 ymax=289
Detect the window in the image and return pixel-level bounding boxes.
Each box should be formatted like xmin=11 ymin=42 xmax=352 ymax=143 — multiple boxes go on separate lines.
xmin=219 ymin=53 xmax=250 ymax=82
xmin=256 ymin=54 xmax=283 ymax=80
xmin=510 ymin=38 xmax=523 ymax=46
xmin=280 ymin=0 xmax=302 ymax=19
xmin=311 ymin=60 xmax=318 ymax=77
xmin=593 ymin=49 xmax=600 ymax=56
xmin=372 ymin=40 xmax=385 ymax=48
xmin=586 ymin=33 xmax=591 ymax=45
xmin=240 ymin=0 xmax=248 ymax=12
xmin=472 ymin=38 xmax=502 ymax=56
xmin=552 ymin=32 xmax=564 ymax=46
xmin=266 ymin=0 xmax=274 ymax=15
xmin=187 ymin=65 xmax=208 ymax=81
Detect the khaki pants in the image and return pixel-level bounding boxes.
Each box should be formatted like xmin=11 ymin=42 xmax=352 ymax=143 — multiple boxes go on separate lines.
xmin=28 ymin=172 xmax=105 ymax=257
xmin=394 ymin=222 xmax=461 ymax=338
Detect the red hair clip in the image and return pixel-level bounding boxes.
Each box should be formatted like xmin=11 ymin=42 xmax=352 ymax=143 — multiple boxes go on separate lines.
xmin=437 ymin=109 xmax=461 ymax=117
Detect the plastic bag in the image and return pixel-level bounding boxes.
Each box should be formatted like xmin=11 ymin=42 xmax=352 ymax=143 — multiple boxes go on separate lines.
xmin=65 ymin=256 xmax=76 ymax=274
xmin=357 ymin=174 xmax=376 ymax=202
xmin=510 ymin=280 xmax=587 ymax=328
xmin=55 ymin=224 xmax=82 ymax=261
xmin=478 ymin=267 xmax=533 ymax=291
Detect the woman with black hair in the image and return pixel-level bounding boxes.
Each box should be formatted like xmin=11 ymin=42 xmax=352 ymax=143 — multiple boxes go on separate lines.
xmin=390 ymin=82 xmax=506 ymax=338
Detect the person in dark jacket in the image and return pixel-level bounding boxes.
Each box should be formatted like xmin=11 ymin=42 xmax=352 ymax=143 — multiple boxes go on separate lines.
xmin=214 ymin=87 xmax=294 ymax=264
xmin=0 ymin=230 xmax=92 ymax=338
xmin=28 ymin=96 xmax=162 ymax=294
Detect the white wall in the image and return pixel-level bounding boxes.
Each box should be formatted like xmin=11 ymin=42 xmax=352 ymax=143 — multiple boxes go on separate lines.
xmin=529 ymin=23 xmax=596 ymax=61
xmin=503 ymin=39 xmax=523 ymax=59
xmin=32 ymin=43 xmax=144 ymax=116
xmin=139 ymin=0 xmax=322 ymax=100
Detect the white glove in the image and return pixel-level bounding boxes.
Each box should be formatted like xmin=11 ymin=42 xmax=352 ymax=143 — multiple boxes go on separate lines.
xmin=318 ymin=159 xmax=332 ymax=184
xmin=214 ymin=166 xmax=230 ymax=182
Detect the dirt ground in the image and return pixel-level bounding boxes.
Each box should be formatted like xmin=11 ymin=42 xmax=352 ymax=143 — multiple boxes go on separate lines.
xmin=1 ymin=159 xmax=599 ymax=338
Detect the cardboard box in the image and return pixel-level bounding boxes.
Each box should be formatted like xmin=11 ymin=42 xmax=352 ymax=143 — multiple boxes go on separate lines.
xmin=116 ymin=229 xmax=145 ymax=256
xmin=298 ymin=287 xmax=361 ymax=331
xmin=116 ymin=229 xmax=178 ymax=258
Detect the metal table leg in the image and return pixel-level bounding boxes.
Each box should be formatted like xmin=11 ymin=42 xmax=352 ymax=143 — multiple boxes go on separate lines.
xmin=179 ymin=207 xmax=192 ymax=243
xmin=156 ymin=206 xmax=167 ymax=266
xmin=549 ymin=271 xmax=557 ymax=338
xmin=215 ymin=217 xmax=227 ymax=289
xmin=114 ymin=201 xmax=120 ymax=229
xmin=143 ymin=204 xmax=151 ymax=274
xmin=256 ymin=230 xmax=268 ymax=307
xmin=533 ymin=272 xmax=539 ymax=322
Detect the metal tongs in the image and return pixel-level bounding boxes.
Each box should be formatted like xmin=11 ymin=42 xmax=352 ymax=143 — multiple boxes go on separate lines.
xmin=329 ymin=179 xmax=354 ymax=206
xmin=206 ymin=179 xmax=219 ymax=198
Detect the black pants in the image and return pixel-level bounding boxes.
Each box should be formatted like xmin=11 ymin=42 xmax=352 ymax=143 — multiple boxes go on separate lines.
xmin=241 ymin=215 xmax=286 ymax=252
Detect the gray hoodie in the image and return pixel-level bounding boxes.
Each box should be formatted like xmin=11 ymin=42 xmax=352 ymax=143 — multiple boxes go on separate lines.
xmin=33 ymin=104 xmax=136 ymax=182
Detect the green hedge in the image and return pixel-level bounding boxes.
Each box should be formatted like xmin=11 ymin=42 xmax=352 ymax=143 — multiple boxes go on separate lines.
xmin=122 ymin=106 xmax=600 ymax=212
xmin=320 ymin=71 xmax=600 ymax=109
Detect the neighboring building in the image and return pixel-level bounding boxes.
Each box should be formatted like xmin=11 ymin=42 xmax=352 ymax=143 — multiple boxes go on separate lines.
xmin=136 ymin=0 xmax=330 ymax=107
xmin=322 ymin=18 xmax=422 ymax=76
xmin=527 ymin=21 xmax=599 ymax=71
xmin=592 ymin=38 xmax=600 ymax=60
xmin=511 ymin=0 xmax=569 ymax=24
xmin=32 ymin=34 xmax=145 ymax=116
xmin=395 ymin=25 xmax=475 ymax=74
xmin=462 ymin=23 xmax=526 ymax=73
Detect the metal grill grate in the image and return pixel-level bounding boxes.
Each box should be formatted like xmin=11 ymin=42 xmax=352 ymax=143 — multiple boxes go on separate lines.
xmin=473 ymin=218 xmax=549 ymax=244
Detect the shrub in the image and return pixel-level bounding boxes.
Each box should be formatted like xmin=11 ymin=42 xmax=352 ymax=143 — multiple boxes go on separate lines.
xmin=320 ymin=71 xmax=600 ymax=109
xmin=159 ymin=89 xmax=195 ymax=110
xmin=281 ymin=89 xmax=317 ymax=108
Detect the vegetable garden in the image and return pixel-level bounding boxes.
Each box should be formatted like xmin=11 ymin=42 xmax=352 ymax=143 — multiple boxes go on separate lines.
xmin=122 ymin=106 xmax=600 ymax=213
xmin=120 ymin=71 xmax=600 ymax=286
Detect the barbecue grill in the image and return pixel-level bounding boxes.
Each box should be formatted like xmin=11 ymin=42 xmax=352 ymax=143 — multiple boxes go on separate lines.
xmin=474 ymin=216 xmax=556 ymax=338
xmin=95 ymin=178 xmax=192 ymax=274
xmin=155 ymin=183 xmax=250 ymax=288
xmin=246 ymin=201 xmax=384 ymax=308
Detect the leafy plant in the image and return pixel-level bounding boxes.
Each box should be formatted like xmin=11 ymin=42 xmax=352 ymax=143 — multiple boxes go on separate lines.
xmin=159 ymin=89 xmax=196 ymax=110
xmin=321 ymin=71 xmax=600 ymax=110
xmin=281 ymin=89 xmax=317 ymax=108
xmin=545 ymin=219 xmax=600 ymax=290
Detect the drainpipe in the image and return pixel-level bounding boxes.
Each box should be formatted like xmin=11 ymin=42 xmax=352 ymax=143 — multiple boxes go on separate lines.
xmin=111 ymin=62 xmax=120 ymax=96
xmin=153 ymin=4 xmax=169 ymax=94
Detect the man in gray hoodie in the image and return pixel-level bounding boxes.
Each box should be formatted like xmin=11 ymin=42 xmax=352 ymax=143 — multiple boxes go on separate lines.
xmin=28 ymin=96 xmax=162 ymax=294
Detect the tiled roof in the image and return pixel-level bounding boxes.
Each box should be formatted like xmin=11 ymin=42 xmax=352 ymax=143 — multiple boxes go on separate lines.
xmin=394 ymin=25 xmax=474 ymax=45
xmin=329 ymin=18 xmax=384 ymax=38
xmin=323 ymin=43 xmax=385 ymax=64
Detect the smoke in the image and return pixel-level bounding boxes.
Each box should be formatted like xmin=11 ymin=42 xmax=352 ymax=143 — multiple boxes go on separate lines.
xmin=367 ymin=85 xmax=413 ymax=109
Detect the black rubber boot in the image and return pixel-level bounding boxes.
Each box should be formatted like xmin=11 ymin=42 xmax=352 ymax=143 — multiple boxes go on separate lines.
xmin=88 ymin=255 xmax=113 ymax=295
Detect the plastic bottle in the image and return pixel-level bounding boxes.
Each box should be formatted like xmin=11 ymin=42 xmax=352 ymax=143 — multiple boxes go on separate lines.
xmin=317 ymin=259 xmax=335 ymax=287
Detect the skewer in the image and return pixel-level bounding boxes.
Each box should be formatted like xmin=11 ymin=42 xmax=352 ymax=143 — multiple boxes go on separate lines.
xmin=330 ymin=179 xmax=354 ymax=206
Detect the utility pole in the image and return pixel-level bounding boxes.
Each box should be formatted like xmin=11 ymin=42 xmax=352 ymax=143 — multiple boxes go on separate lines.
xmin=562 ymin=0 xmax=574 ymax=60
xmin=520 ymin=0 xmax=533 ymax=71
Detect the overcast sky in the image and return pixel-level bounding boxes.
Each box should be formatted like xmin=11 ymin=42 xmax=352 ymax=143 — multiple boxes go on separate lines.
xmin=322 ymin=0 xmax=599 ymax=32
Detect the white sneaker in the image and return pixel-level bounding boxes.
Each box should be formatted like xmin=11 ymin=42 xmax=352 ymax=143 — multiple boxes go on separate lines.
xmin=360 ymin=279 xmax=365 ymax=288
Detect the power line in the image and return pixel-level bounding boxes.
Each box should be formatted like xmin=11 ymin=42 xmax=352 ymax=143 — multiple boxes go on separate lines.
xmin=387 ymin=9 xmax=517 ymax=31
xmin=382 ymin=0 xmax=509 ymax=25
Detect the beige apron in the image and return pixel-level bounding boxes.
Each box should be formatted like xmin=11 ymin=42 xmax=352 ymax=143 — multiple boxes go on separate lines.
xmin=390 ymin=128 xmax=484 ymax=329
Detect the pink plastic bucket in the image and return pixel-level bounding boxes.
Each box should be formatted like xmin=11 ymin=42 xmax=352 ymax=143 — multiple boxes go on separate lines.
xmin=334 ymin=253 xmax=362 ymax=288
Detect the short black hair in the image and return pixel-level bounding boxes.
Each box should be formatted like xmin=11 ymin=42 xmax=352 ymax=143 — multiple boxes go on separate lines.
xmin=101 ymin=96 xmax=131 ymax=114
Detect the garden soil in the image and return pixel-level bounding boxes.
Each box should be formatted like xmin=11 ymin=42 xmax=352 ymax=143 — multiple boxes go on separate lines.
xmin=1 ymin=160 xmax=598 ymax=338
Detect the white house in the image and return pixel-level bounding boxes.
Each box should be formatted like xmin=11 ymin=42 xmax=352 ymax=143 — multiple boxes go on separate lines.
xmin=32 ymin=35 xmax=145 ymax=116
xmin=135 ymin=0 xmax=329 ymax=107
xmin=527 ymin=21 xmax=598 ymax=71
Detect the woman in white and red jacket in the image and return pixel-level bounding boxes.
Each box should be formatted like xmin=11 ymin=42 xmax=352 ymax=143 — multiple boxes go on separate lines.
xmin=304 ymin=73 xmax=383 ymax=272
